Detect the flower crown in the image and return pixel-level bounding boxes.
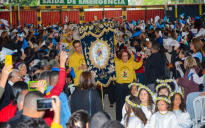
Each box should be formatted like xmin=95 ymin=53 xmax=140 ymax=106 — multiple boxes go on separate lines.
xmin=128 ymin=83 xmax=143 ymax=89
xmin=156 ymin=79 xmax=173 ymax=83
xmin=170 ymin=91 xmax=184 ymax=98
xmin=155 ymin=96 xmax=171 ymax=104
xmin=156 ymin=83 xmax=172 ymax=93
xmin=137 ymin=86 xmax=154 ymax=97
xmin=125 ymin=95 xmax=141 ymax=108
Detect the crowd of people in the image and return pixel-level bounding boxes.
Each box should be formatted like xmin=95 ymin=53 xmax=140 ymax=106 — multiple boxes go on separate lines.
xmin=0 ymin=13 xmax=205 ymax=128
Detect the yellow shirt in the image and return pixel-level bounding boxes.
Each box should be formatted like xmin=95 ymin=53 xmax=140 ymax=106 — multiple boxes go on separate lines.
xmin=69 ymin=52 xmax=86 ymax=86
xmin=115 ymin=59 xmax=143 ymax=84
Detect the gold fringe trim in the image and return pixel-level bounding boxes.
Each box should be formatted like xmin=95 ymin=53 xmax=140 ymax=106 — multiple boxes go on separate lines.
xmin=80 ymin=27 xmax=115 ymax=39
xmin=96 ymin=76 xmax=116 ymax=87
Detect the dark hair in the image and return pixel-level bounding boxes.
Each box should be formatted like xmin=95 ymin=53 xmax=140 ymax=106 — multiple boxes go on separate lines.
xmin=194 ymin=57 xmax=203 ymax=70
xmin=49 ymin=49 xmax=58 ymax=59
xmin=24 ymin=47 xmax=31 ymax=57
xmin=45 ymin=38 xmax=53 ymax=47
xmin=155 ymin=95 xmax=171 ymax=112
xmin=73 ymin=40 xmax=81 ymax=47
xmin=35 ymin=50 xmax=48 ymax=59
xmin=32 ymin=73 xmax=40 ymax=81
xmin=170 ymin=93 xmax=186 ymax=112
xmin=180 ymin=48 xmax=191 ymax=58
xmin=155 ymin=28 xmax=161 ymax=34
xmin=39 ymin=70 xmax=51 ymax=84
xmin=117 ymin=49 xmax=131 ymax=60
xmin=16 ymin=118 xmax=49 ymax=128
xmin=152 ymin=41 xmax=160 ymax=51
xmin=30 ymin=65 xmax=41 ymax=76
xmin=100 ymin=121 xmax=124 ymax=128
xmin=78 ymin=72 xmax=95 ymax=90
xmin=138 ymin=88 xmax=154 ymax=114
xmin=194 ymin=19 xmax=202 ymax=29
xmin=67 ymin=110 xmax=90 ymax=128
xmin=11 ymin=81 xmax=28 ymax=106
xmin=0 ymin=122 xmax=11 ymax=128
xmin=89 ymin=111 xmax=111 ymax=128
xmin=135 ymin=45 xmax=142 ymax=52
xmin=124 ymin=96 xmax=147 ymax=126
xmin=201 ymin=60 xmax=205 ymax=69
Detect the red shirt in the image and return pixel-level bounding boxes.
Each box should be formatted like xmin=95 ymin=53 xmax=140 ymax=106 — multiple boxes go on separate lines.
xmin=44 ymin=68 xmax=66 ymax=126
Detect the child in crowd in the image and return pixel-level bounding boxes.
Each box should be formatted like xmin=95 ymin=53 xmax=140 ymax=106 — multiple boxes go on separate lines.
xmin=138 ymin=85 xmax=155 ymax=121
xmin=148 ymin=95 xmax=179 ymax=128
xmin=170 ymin=91 xmax=193 ymax=128
xmin=122 ymin=83 xmax=143 ymax=118
xmin=121 ymin=95 xmax=147 ymax=128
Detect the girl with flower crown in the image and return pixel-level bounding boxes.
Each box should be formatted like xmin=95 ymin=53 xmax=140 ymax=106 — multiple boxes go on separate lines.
xmin=138 ymin=86 xmax=155 ymax=121
xmin=147 ymin=95 xmax=179 ymax=128
xmin=170 ymin=92 xmax=193 ymax=128
xmin=152 ymin=83 xmax=173 ymax=102
xmin=122 ymin=83 xmax=143 ymax=119
xmin=121 ymin=95 xmax=147 ymax=128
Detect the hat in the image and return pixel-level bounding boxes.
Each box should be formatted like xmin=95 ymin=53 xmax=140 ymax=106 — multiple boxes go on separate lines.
xmin=15 ymin=62 xmax=24 ymax=69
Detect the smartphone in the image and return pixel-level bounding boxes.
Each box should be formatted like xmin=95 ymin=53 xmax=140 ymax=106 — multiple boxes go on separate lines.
xmin=36 ymin=98 xmax=56 ymax=111
xmin=5 ymin=55 xmax=12 ymax=66
xmin=28 ymin=81 xmax=47 ymax=91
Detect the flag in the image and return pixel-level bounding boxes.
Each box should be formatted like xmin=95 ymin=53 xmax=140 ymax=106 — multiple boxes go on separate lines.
xmin=157 ymin=23 xmax=161 ymax=28
xmin=164 ymin=15 xmax=167 ymax=22
xmin=131 ymin=30 xmax=142 ymax=38
xmin=70 ymin=67 xmax=75 ymax=79
xmin=53 ymin=38 xmax=57 ymax=45
xmin=78 ymin=19 xmax=116 ymax=87
xmin=177 ymin=34 xmax=181 ymax=42
xmin=22 ymin=37 xmax=30 ymax=49
xmin=149 ymin=25 xmax=154 ymax=30
xmin=132 ymin=20 xmax=136 ymax=26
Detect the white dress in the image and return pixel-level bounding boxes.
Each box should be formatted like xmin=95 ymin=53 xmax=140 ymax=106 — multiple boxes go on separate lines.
xmin=147 ymin=111 xmax=180 ymax=128
xmin=173 ymin=110 xmax=193 ymax=128
xmin=141 ymin=104 xmax=155 ymax=121
xmin=122 ymin=103 xmax=126 ymax=118
xmin=121 ymin=112 xmax=145 ymax=128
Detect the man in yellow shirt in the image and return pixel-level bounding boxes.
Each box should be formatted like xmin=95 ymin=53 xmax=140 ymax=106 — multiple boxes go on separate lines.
xmin=69 ymin=40 xmax=87 ymax=86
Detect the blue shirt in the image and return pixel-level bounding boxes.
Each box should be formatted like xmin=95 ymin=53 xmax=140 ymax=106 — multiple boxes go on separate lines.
xmin=192 ymin=52 xmax=202 ymax=62
xmin=156 ymin=36 xmax=163 ymax=45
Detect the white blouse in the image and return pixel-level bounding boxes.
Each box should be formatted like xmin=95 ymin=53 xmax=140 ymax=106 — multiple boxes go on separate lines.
xmin=141 ymin=104 xmax=155 ymax=121
xmin=147 ymin=111 xmax=180 ymax=128
xmin=173 ymin=110 xmax=193 ymax=128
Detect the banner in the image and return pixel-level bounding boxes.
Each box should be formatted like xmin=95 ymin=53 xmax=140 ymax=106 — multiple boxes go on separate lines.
xmin=78 ymin=20 xmax=116 ymax=87
xmin=40 ymin=0 xmax=128 ymax=5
